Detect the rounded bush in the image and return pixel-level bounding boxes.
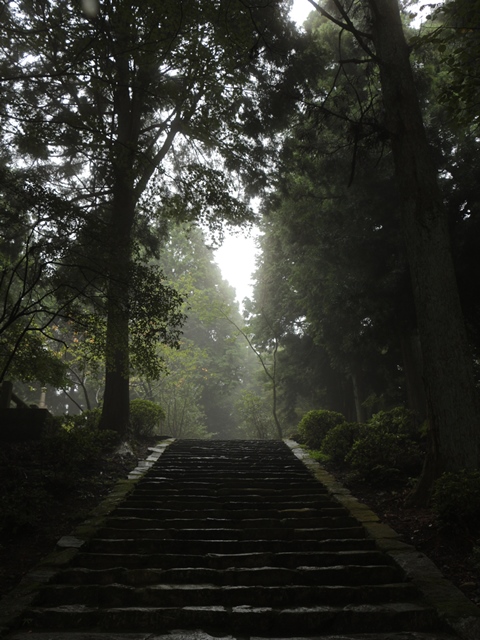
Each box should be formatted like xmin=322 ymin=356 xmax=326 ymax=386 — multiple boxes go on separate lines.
xmin=432 ymin=470 xmax=480 ymax=527
xmin=297 ymin=410 xmax=346 ymax=450
xmin=130 ymin=398 xmax=165 ymax=439
xmin=368 ymin=407 xmax=420 ymax=440
xmin=321 ymin=422 xmax=367 ymax=464
xmin=346 ymin=430 xmax=422 ymax=485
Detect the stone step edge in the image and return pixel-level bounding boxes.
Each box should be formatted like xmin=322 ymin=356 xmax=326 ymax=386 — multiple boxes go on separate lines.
xmin=2 ymin=632 xmax=461 ymax=640
xmin=0 ymin=438 xmax=176 ymax=636
xmin=284 ymin=438 xmax=480 ymax=640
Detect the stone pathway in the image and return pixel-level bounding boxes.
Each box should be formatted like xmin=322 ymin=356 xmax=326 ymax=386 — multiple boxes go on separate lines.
xmin=2 ymin=438 xmax=479 ymax=640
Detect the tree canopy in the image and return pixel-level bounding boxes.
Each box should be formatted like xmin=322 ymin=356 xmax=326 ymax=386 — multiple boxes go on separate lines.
xmin=1 ymin=0 xmax=479 ymax=499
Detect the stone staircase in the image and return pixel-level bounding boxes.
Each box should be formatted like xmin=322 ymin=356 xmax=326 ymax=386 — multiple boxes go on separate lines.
xmin=6 ymin=439 xmax=459 ymax=639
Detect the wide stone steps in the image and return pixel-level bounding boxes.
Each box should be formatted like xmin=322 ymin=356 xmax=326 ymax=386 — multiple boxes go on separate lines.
xmin=81 ymin=537 xmax=377 ymax=556
xmin=19 ymin=603 xmax=438 ymax=635
xmin=43 ymin=564 xmax=401 ymax=588
xmin=36 ymin=582 xmax=418 ymax=608
xmin=8 ymin=438 xmax=449 ymax=638
xmin=61 ymin=549 xmax=393 ymax=572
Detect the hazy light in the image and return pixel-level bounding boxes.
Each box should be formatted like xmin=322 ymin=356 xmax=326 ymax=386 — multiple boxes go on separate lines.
xmin=81 ymin=0 xmax=99 ymax=18
xmin=290 ymin=0 xmax=313 ymax=27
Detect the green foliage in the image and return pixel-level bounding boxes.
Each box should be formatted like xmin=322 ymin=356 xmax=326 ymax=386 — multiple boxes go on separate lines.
xmin=236 ymin=391 xmax=277 ymax=440
xmin=0 ymin=421 xmax=119 ymax=534
xmin=368 ymin=406 xmax=420 ymax=440
xmin=297 ymin=409 xmax=346 ymax=450
xmin=418 ymin=0 xmax=480 ymax=128
xmin=346 ymin=430 xmax=422 ymax=486
xmin=0 ymin=482 xmax=55 ymax=534
xmin=432 ymin=470 xmax=480 ymax=528
xmin=129 ymin=398 xmax=165 ymax=439
xmin=145 ymin=223 xmax=259 ymax=439
xmin=321 ymin=422 xmax=367 ymax=464
xmin=63 ymin=408 xmax=102 ymax=430
xmin=129 ymin=263 xmax=185 ymax=380
xmin=0 ymin=329 xmax=68 ymax=386
xmin=41 ymin=421 xmax=119 ymax=475
xmin=308 ymin=449 xmax=330 ymax=464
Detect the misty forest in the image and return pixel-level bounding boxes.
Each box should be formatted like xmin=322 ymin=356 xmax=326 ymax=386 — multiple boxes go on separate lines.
xmin=1 ymin=0 xmax=480 ymax=591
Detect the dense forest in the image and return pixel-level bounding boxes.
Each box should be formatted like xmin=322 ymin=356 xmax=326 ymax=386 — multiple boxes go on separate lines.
xmin=1 ymin=0 xmax=480 ymax=502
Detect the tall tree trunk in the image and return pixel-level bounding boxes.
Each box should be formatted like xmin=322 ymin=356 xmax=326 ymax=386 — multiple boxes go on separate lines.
xmin=368 ymin=0 xmax=480 ymax=502
xmin=98 ymin=44 xmax=141 ymax=437
xmin=98 ymin=177 xmax=135 ymax=435
xmin=351 ymin=370 xmax=366 ymax=423
xmin=272 ymin=339 xmax=283 ymax=439
xmin=400 ymin=331 xmax=426 ymax=422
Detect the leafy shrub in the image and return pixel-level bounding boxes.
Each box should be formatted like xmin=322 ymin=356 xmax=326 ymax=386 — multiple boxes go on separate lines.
xmin=432 ymin=470 xmax=480 ymax=528
xmin=130 ymin=398 xmax=165 ymax=439
xmin=321 ymin=422 xmax=367 ymax=464
xmin=0 ymin=481 xmax=54 ymax=534
xmin=346 ymin=430 xmax=422 ymax=485
xmin=368 ymin=407 xmax=421 ymax=441
xmin=69 ymin=408 xmax=102 ymax=430
xmin=297 ymin=410 xmax=346 ymax=450
xmin=0 ymin=422 xmax=119 ymax=533
xmin=36 ymin=424 xmax=119 ymax=495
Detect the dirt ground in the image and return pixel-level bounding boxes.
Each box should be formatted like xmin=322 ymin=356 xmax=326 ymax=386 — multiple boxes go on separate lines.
xmin=0 ymin=440 xmax=479 ymax=609
xmin=332 ymin=468 xmax=480 ymax=607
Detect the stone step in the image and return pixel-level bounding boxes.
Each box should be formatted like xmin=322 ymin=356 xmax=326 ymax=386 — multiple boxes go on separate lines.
xmin=113 ymin=505 xmax=347 ymax=518
xmin=36 ymin=582 xmax=419 ymax=608
xmin=90 ymin=525 xmax=367 ymax=542
xmin=62 ymin=549 xmax=394 ymax=575
xmin=103 ymin=515 xmax=359 ymax=529
xmin=83 ymin=536 xmax=374 ymax=556
xmin=125 ymin=497 xmax=335 ymax=510
xmin=24 ymin=603 xmax=439 ymax=635
xmin=46 ymin=564 xmax=403 ymax=587
xmin=5 ymin=439 xmax=454 ymax=639
xmin=134 ymin=484 xmax=330 ymax=496
xmin=4 ymin=632 xmax=460 ymax=640
xmin=142 ymin=468 xmax=308 ymax=476
xmin=123 ymin=496 xmax=336 ymax=508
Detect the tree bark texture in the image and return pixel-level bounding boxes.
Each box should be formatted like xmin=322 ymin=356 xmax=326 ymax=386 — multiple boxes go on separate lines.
xmin=98 ymin=49 xmax=139 ymax=435
xmin=367 ymin=0 xmax=480 ymax=491
xmin=98 ymin=173 xmax=135 ymax=435
xmin=400 ymin=331 xmax=427 ymax=421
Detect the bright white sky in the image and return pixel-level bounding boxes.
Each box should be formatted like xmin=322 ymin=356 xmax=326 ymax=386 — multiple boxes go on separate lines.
xmin=214 ymin=1 xmax=312 ymax=308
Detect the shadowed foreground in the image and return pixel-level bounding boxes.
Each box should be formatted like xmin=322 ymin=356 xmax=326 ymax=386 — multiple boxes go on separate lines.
xmin=2 ymin=439 xmax=477 ymax=639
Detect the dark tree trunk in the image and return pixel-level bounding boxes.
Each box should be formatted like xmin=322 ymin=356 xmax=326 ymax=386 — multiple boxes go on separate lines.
xmin=98 ymin=180 xmax=135 ymax=435
xmin=400 ymin=331 xmax=427 ymax=422
xmin=368 ymin=0 xmax=480 ymax=501
xmin=272 ymin=339 xmax=283 ymax=439
xmin=98 ymin=49 xmax=138 ymax=435
xmin=351 ymin=370 xmax=366 ymax=423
